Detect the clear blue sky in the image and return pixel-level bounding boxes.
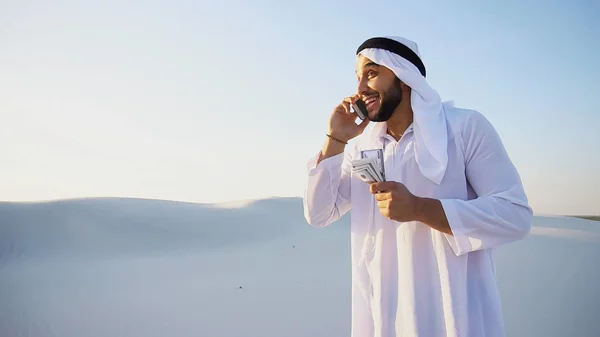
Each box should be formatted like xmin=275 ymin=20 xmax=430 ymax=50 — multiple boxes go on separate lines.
xmin=1 ymin=0 xmax=598 ymax=215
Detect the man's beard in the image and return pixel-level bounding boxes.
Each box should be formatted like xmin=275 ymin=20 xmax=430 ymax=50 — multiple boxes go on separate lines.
xmin=369 ymin=78 xmax=403 ymax=122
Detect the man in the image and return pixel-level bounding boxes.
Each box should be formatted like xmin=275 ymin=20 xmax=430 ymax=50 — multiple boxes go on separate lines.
xmin=303 ymin=36 xmax=532 ymax=337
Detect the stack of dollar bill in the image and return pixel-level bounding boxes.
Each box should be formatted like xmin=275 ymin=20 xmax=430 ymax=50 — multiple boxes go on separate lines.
xmin=351 ymin=157 xmax=386 ymax=183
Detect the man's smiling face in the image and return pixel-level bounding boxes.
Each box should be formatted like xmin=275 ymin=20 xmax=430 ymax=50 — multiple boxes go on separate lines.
xmin=355 ymin=54 xmax=404 ymax=122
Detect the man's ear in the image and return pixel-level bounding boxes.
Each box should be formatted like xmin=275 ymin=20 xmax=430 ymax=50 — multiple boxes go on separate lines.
xmin=401 ymin=82 xmax=411 ymax=94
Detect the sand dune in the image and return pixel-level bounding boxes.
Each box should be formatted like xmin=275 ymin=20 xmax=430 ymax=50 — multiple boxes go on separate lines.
xmin=0 ymin=197 xmax=598 ymax=336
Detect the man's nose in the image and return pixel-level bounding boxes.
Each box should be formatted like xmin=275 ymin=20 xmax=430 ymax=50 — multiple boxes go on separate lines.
xmin=357 ymin=78 xmax=369 ymax=96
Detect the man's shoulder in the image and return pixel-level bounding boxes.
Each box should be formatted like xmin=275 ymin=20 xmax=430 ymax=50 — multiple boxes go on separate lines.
xmin=445 ymin=105 xmax=487 ymax=128
xmin=444 ymin=104 xmax=506 ymax=161
xmin=444 ymin=105 xmax=496 ymax=139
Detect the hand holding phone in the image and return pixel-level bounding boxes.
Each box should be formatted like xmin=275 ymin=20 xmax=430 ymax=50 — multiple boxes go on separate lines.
xmin=351 ymin=98 xmax=369 ymax=121
xmin=326 ymin=96 xmax=371 ymax=145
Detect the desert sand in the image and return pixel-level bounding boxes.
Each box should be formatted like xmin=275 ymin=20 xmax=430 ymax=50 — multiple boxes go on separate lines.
xmin=1 ymin=197 xmax=599 ymax=336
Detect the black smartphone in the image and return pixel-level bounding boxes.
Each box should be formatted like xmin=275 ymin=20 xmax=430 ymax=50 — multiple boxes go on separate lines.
xmin=351 ymin=99 xmax=369 ymax=120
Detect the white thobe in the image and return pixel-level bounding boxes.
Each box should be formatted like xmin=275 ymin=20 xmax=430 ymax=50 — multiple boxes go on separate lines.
xmin=303 ymin=107 xmax=532 ymax=337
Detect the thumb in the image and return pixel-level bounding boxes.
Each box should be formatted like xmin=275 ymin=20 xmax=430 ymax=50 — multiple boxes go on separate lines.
xmin=370 ymin=181 xmax=393 ymax=193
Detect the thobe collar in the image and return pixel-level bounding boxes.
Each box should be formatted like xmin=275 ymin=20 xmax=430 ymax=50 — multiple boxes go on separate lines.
xmin=367 ymin=121 xmax=415 ymax=148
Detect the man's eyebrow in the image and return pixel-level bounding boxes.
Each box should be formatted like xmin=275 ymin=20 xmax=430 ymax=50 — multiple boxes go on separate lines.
xmin=356 ymin=62 xmax=380 ymax=74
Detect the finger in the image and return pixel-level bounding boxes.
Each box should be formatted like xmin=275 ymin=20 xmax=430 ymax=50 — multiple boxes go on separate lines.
xmin=370 ymin=181 xmax=391 ymax=193
xmin=377 ymin=199 xmax=389 ymax=210
xmin=374 ymin=192 xmax=392 ymax=201
xmin=340 ymin=100 xmax=354 ymax=116
xmin=343 ymin=96 xmax=362 ymax=116
xmin=377 ymin=206 xmax=390 ymax=218
xmin=370 ymin=183 xmax=379 ymax=194
xmin=343 ymin=95 xmax=358 ymax=104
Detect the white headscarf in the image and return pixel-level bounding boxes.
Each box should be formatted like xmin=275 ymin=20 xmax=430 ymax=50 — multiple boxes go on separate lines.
xmin=357 ymin=36 xmax=450 ymax=185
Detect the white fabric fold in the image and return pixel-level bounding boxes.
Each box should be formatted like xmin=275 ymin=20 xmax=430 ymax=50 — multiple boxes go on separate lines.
xmin=358 ymin=36 xmax=449 ymax=185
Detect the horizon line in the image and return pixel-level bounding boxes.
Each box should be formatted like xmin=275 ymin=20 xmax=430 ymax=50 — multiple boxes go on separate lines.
xmin=1 ymin=195 xmax=598 ymax=219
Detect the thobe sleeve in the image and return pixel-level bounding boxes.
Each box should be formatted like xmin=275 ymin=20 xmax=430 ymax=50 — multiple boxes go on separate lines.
xmin=303 ymin=146 xmax=354 ymax=227
xmin=440 ymin=111 xmax=533 ymax=256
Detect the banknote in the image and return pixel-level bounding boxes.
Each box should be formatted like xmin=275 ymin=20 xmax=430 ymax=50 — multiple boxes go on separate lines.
xmin=351 ymin=156 xmax=385 ymax=183
xmin=360 ymin=149 xmax=386 ymax=181
xmin=351 ymin=163 xmax=379 ymax=183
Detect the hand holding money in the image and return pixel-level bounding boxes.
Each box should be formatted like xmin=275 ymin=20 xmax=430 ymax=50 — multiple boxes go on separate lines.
xmin=370 ymin=181 xmax=423 ymax=223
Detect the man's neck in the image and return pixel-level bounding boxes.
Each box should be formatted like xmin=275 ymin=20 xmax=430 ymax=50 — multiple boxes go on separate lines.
xmin=385 ymin=106 xmax=413 ymax=141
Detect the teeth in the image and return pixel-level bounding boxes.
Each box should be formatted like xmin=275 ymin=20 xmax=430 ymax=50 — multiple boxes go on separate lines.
xmin=364 ymin=96 xmax=378 ymax=105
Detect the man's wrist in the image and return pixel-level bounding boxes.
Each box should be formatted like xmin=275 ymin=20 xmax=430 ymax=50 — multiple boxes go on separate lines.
xmin=412 ymin=197 xmax=453 ymax=235
xmin=326 ymin=133 xmax=348 ymax=144
xmin=318 ymin=134 xmax=346 ymax=164
xmin=413 ymin=196 xmax=429 ymax=223
xmin=327 ymin=130 xmax=350 ymax=143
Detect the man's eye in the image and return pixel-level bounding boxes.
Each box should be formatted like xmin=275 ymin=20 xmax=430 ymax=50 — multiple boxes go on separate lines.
xmin=367 ymin=71 xmax=376 ymax=78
